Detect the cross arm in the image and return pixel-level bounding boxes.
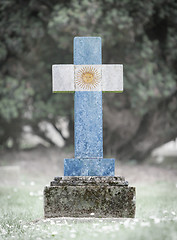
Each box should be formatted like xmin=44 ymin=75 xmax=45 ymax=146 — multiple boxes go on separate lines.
xmin=102 ymin=65 xmax=123 ymax=92
xmin=52 ymin=64 xmax=123 ymax=93
xmin=52 ymin=64 xmax=74 ymax=93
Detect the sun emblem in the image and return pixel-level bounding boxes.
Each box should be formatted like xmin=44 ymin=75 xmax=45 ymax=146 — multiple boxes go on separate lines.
xmin=75 ymin=66 xmax=101 ymax=90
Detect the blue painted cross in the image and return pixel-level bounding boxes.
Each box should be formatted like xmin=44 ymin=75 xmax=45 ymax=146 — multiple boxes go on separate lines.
xmin=52 ymin=37 xmax=123 ymax=176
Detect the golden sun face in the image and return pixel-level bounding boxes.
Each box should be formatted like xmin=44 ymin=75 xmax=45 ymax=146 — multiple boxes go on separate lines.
xmin=82 ymin=72 xmax=93 ymax=83
xmin=75 ymin=66 xmax=101 ymax=90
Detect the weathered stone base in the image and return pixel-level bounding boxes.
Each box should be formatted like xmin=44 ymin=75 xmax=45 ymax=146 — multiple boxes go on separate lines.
xmin=44 ymin=176 xmax=136 ymax=218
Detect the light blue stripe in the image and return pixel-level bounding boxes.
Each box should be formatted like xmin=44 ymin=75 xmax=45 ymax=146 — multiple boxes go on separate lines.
xmin=74 ymin=37 xmax=102 ymax=65
xmin=64 ymin=37 xmax=115 ymax=176
xmin=74 ymin=91 xmax=103 ymax=158
xmin=74 ymin=37 xmax=103 ymax=158
xmin=64 ymin=158 xmax=115 ymax=176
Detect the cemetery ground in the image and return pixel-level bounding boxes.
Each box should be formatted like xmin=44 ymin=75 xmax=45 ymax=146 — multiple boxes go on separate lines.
xmin=0 ymin=147 xmax=177 ymax=240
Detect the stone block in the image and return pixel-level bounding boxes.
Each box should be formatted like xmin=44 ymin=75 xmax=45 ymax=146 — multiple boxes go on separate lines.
xmin=64 ymin=158 xmax=115 ymax=176
xmin=52 ymin=64 xmax=74 ymax=92
xmin=44 ymin=177 xmax=136 ymax=218
xmin=74 ymin=91 xmax=103 ymax=158
xmin=74 ymin=37 xmax=102 ymax=65
xmin=74 ymin=65 xmax=102 ymax=91
xmin=52 ymin=64 xmax=123 ymax=92
xmin=102 ymin=64 xmax=123 ymax=92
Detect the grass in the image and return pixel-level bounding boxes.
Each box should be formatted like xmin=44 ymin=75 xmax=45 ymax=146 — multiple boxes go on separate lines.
xmin=0 ymin=179 xmax=177 ymax=240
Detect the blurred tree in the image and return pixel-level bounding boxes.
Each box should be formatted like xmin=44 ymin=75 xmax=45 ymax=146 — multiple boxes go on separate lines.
xmin=0 ymin=0 xmax=176 ymax=161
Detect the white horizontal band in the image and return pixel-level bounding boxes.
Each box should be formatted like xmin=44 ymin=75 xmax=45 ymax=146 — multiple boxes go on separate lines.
xmin=52 ymin=64 xmax=123 ymax=92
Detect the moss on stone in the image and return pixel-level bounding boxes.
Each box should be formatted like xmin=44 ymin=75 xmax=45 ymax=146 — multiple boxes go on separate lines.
xmin=44 ymin=177 xmax=136 ymax=218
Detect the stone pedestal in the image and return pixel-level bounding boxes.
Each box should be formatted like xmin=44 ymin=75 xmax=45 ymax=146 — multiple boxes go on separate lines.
xmin=44 ymin=176 xmax=136 ymax=218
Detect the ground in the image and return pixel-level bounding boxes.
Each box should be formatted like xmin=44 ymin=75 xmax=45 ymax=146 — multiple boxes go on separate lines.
xmin=0 ymin=147 xmax=177 ymax=240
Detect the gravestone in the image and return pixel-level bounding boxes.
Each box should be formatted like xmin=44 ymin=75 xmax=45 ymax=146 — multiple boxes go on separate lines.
xmin=44 ymin=37 xmax=136 ymax=218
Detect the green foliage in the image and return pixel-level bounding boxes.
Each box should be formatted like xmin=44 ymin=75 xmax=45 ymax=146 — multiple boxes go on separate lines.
xmin=0 ymin=0 xmax=176 ymax=148
xmin=0 ymin=77 xmax=34 ymax=121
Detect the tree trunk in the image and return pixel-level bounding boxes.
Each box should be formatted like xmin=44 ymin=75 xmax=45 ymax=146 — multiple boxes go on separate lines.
xmin=103 ymin=90 xmax=177 ymax=161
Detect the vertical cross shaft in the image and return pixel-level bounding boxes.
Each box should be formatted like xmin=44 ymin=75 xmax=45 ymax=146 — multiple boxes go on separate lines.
xmin=64 ymin=37 xmax=115 ymax=176
xmin=74 ymin=37 xmax=103 ymax=158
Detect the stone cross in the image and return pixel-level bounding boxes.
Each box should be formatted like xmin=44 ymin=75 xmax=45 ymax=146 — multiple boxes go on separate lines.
xmin=52 ymin=37 xmax=123 ymax=176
